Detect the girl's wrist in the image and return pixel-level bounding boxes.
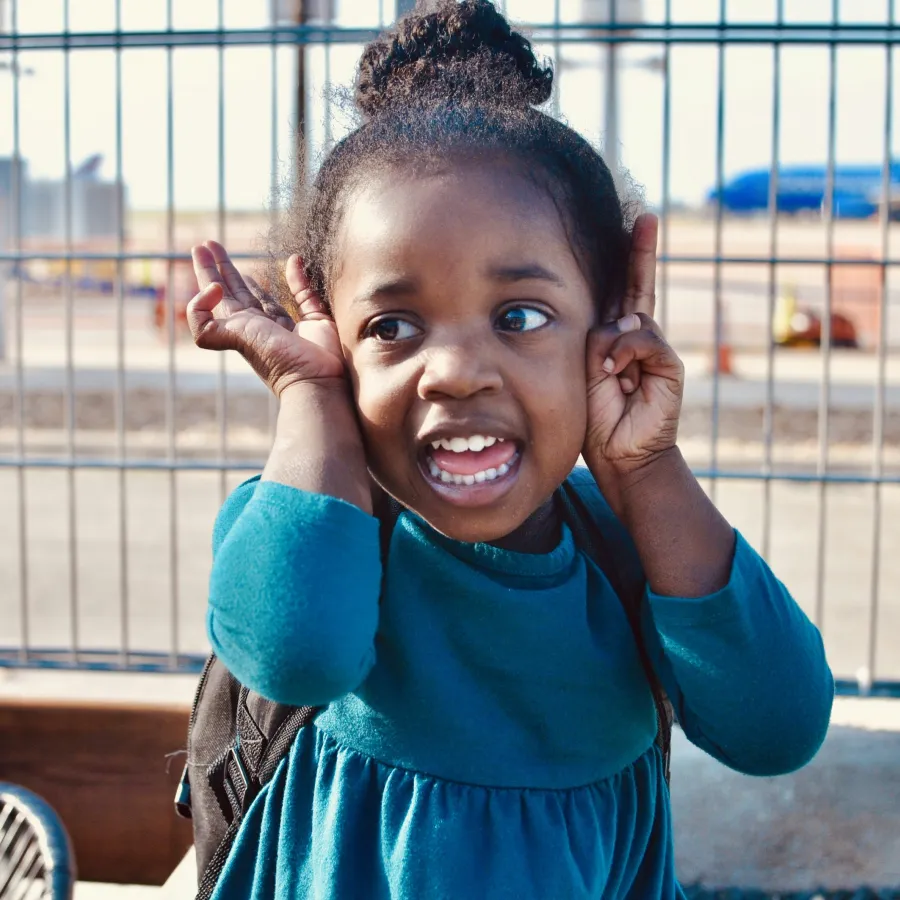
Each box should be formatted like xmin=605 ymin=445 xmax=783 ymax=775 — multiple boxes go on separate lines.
xmin=263 ymin=380 xmax=373 ymax=514
xmin=585 ymin=445 xmax=681 ymax=521
xmin=590 ymin=445 xmax=735 ymax=596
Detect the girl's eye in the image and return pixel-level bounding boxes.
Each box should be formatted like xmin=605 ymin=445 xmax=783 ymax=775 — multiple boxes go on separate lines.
xmin=366 ymin=318 xmax=421 ymax=342
xmin=497 ymin=307 xmax=550 ymax=333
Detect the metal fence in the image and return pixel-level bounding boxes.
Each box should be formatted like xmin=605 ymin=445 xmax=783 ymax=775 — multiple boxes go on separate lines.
xmin=0 ymin=0 xmax=897 ymax=695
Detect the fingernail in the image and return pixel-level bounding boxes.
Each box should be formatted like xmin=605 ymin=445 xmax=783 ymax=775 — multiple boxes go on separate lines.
xmin=617 ymin=314 xmax=639 ymax=333
xmin=602 ymin=357 xmax=616 ymax=373
xmin=619 ymin=377 xmax=634 ymax=393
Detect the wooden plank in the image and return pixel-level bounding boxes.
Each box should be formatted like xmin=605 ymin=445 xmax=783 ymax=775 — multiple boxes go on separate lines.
xmin=0 ymin=698 xmax=193 ymax=886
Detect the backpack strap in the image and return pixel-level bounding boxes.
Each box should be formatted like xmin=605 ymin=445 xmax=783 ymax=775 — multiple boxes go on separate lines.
xmin=187 ymin=493 xmax=405 ymax=900
xmin=211 ymin=690 xmax=319 ymax=828
xmin=558 ymin=469 xmax=673 ymax=784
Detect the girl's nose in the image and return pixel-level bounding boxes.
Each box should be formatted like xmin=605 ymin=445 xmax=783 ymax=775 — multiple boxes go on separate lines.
xmin=417 ymin=344 xmax=503 ymax=401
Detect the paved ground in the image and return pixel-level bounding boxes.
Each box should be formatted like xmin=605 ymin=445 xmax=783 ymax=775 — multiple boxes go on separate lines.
xmin=672 ymin=698 xmax=900 ymax=892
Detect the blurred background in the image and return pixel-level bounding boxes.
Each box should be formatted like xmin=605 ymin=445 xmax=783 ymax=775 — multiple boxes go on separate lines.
xmin=0 ymin=1 xmax=899 ymax=896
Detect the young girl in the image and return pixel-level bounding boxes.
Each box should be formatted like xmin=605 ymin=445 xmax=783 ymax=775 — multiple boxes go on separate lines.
xmin=187 ymin=2 xmax=833 ymax=896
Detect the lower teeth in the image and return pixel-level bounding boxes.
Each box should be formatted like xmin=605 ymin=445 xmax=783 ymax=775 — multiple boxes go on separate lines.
xmin=427 ymin=458 xmax=513 ymax=485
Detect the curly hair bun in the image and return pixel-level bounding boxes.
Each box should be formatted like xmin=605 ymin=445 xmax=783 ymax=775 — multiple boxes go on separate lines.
xmin=355 ymin=0 xmax=553 ymax=118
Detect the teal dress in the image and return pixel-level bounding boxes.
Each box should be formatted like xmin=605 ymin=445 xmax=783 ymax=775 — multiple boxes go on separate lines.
xmin=206 ymin=471 xmax=833 ymax=899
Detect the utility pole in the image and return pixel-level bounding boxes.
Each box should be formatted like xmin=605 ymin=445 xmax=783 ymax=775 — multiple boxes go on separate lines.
xmin=288 ymin=0 xmax=308 ymax=171
xmin=0 ymin=0 xmax=10 ymax=363
xmin=603 ymin=32 xmax=620 ymax=183
xmin=581 ymin=0 xmax=642 ymax=188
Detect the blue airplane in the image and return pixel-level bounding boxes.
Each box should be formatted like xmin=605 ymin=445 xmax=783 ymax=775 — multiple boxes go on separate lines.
xmin=709 ymin=162 xmax=900 ymax=219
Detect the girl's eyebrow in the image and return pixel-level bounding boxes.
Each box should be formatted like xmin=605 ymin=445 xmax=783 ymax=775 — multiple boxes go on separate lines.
xmin=487 ymin=263 xmax=566 ymax=289
xmin=349 ymin=265 xmax=565 ymax=310
xmin=350 ymin=276 xmax=419 ymax=309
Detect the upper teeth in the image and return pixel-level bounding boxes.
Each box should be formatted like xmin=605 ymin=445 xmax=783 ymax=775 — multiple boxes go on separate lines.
xmin=430 ymin=435 xmax=503 ymax=453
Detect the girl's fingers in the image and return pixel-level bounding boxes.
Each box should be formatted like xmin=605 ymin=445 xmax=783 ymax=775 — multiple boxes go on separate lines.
xmin=191 ymin=244 xmax=224 ymax=291
xmin=186 ymin=282 xmax=226 ymax=347
xmin=617 ymin=359 xmax=642 ymax=395
xmin=623 ymin=213 xmax=659 ymax=319
xmin=591 ymin=313 xmax=664 ymax=359
xmin=191 ymin=244 xmax=245 ymax=318
xmin=294 ymin=316 xmax=344 ymax=361
xmin=600 ymin=317 xmax=682 ymax=381
xmin=204 ymin=240 xmax=263 ymax=311
xmin=245 ymin=274 xmax=295 ymax=331
xmin=285 ymin=255 xmax=330 ymax=321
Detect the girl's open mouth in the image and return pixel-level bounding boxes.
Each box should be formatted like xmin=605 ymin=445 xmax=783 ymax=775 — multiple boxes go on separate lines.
xmin=419 ymin=434 xmax=522 ymax=506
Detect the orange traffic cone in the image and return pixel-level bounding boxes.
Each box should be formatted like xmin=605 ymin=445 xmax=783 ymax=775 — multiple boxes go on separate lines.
xmin=717 ymin=341 xmax=734 ymax=377
xmin=710 ymin=305 xmax=735 ymax=377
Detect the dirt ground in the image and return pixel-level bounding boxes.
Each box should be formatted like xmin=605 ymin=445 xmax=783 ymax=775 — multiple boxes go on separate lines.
xmin=0 ymin=383 xmax=896 ymax=446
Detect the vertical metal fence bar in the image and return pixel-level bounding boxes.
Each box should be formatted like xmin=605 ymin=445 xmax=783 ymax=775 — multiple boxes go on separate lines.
xmin=166 ymin=0 xmax=180 ymax=667
xmin=814 ymin=0 xmax=839 ymax=632
xmin=217 ymin=0 xmax=228 ymax=504
xmin=324 ymin=3 xmax=333 ymax=150
xmin=762 ymin=0 xmax=784 ymax=560
xmin=114 ymin=0 xmax=130 ymax=666
xmin=658 ymin=0 xmax=671 ymax=335
xmin=604 ymin=0 xmax=618 ymax=180
xmin=709 ymin=0 xmax=727 ymax=503
xmin=268 ymin=0 xmax=280 ymax=445
xmin=62 ymin=0 xmax=79 ymax=663
xmin=868 ymin=2 xmax=894 ymax=685
xmin=551 ymin=0 xmax=561 ymax=119
xmin=11 ymin=0 xmax=29 ymax=665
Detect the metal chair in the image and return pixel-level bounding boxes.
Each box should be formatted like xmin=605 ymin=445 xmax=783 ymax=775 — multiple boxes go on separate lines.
xmin=0 ymin=784 xmax=76 ymax=900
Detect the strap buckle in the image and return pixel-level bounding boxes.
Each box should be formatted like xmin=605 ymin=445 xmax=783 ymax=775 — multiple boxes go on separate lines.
xmin=221 ymin=742 xmax=258 ymax=823
xmin=226 ymin=744 xmax=250 ymax=796
xmin=173 ymin=763 xmax=192 ymax=819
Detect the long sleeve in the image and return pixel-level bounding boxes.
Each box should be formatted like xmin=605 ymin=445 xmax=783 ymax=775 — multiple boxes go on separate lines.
xmin=207 ymin=476 xmax=383 ymax=707
xmin=643 ymin=532 xmax=834 ymax=776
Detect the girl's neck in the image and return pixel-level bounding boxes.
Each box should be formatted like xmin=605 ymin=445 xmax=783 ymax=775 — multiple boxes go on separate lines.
xmin=371 ymin=480 xmax=562 ymax=555
xmin=488 ymin=495 xmax=561 ymax=555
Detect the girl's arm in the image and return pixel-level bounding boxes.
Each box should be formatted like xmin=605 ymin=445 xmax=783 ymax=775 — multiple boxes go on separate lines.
xmin=608 ymin=448 xmax=833 ymax=776
xmin=207 ymin=387 xmax=382 ymax=708
xmin=582 ymin=217 xmax=832 ymax=773
xmin=614 ymin=452 xmax=833 ymax=775
xmin=571 ymin=468 xmax=832 ymax=776
xmin=611 ymin=445 xmax=733 ymax=598
xmin=638 ymin=522 xmax=834 ymax=776
xmin=190 ymin=245 xmax=381 ymax=708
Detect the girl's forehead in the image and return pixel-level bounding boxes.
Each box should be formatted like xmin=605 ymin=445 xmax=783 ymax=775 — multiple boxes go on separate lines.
xmin=336 ymin=163 xmax=577 ymax=273
xmin=327 ymin=164 xmax=595 ymax=325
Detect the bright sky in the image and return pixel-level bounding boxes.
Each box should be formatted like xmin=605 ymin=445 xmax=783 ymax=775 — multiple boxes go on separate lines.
xmin=0 ymin=0 xmax=897 ymax=210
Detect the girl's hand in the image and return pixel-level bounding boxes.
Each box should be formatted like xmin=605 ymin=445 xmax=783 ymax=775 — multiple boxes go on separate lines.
xmin=188 ymin=241 xmax=345 ymax=397
xmin=583 ymin=214 xmax=684 ymax=500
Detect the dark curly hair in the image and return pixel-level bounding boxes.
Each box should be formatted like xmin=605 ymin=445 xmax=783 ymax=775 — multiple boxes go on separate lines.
xmin=269 ymin=0 xmax=636 ymax=323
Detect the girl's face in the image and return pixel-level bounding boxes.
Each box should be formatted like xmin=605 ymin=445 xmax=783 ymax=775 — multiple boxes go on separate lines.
xmin=330 ymin=160 xmax=596 ymax=544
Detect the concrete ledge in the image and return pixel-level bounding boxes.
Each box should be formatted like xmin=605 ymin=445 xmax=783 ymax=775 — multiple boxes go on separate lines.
xmin=74 ymin=848 xmax=195 ymax=899
xmin=672 ymin=698 xmax=900 ymax=891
